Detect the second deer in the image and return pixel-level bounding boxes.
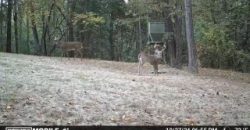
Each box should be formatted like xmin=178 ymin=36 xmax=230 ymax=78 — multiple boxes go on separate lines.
xmin=55 ymin=41 xmax=84 ymax=60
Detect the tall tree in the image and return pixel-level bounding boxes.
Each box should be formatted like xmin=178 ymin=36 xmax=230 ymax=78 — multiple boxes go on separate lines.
xmin=26 ymin=12 xmax=30 ymax=54
xmin=18 ymin=1 xmax=23 ymax=53
xmin=104 ymin=0 xmax=125 ymax=60
xmin=173 ymin=1 xmax=183 ymax=69
xmin=68 ymin=0 xmax=76 ymax=41
xmin=14 ymin=0 xmax=18 ymax=53
xmin=165 ymin=12 xmax=176 ymax=67
xmin=184 ymin=0 xmax=198 ymax=73
xmin=41 ymin=1 xmax=55 ymax=55
xmin=164 ymin=0 xmax=183 ymax=69
xmin=29 ymin=0 xmax=41 ymax=54
xmin=109 ymin=12 xmax=115 ymax=60
xmin=0 ymin=0 xmax=3 ymax=49
xmin=6 ymin=0 xmax=13 ymax=53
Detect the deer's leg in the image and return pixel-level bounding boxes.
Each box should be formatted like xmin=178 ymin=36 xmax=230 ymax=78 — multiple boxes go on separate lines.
xmin=80 ymin=52 xmax=83 ymax=61
xmin=138 ymin=59 xmax=144 ymax=75
xmin=153 ymin=64 xmax=159 ymax=75
xmin=77 ymin=50 xmax=83 ymax=61
xmin=66 ymin=52 xmax=70 ymax=60
xmin=61 ymin=52 xmax=64 ymax=60
xmin=73 ymin=50 xmax=77 ymax=60
xmin=80 ymin=50 xmax=83 ymax=60
xmin=138 ymin=62 xmax=141 ymax=75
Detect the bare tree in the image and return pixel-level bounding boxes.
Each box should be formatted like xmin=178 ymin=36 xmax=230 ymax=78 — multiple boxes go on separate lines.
xmin=68 ymin=0 xmax=76 ymax=41
xmin=184 ymin=0 xmax=198 ymax=73
xmin=26 ymin=13 xmax=30 ymax=54
xmin=0 ymin=0 xmax=3 ymax=50
xmin=29 ymin=0 xmax=42 ymax=55
xmin=6 ymin=0 xmax=13 ymax=52
xmin=109 ymin=12 xmax=115 ymax=60
xmin=14 ymin=0 xmax=18 ymax=53
xmin=165 ymin=0 xmax=182 ymax=69
xmin=41 ymin=1 xmax=55 ymax=56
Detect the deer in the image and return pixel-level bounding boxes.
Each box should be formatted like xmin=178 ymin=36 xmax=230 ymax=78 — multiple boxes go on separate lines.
xmin=138 ymin=43 xmax=166 ymax=75
xmin=54 ymin=41 xmax=84 ymax=60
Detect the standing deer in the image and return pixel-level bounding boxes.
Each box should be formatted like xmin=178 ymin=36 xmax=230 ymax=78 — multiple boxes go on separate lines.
xmin=138 ymin=43 xmax=166 ymax=75
xmin=55 ymin=41 xmax=84 ymax=60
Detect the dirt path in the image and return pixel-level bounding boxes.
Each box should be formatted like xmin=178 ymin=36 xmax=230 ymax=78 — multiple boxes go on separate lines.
xmin=0 ymin=52 xmax=249 ymax=125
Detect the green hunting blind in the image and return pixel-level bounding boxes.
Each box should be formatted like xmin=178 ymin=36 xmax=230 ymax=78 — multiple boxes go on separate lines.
xmin=147 ymin=21 xmax=172 ymax=45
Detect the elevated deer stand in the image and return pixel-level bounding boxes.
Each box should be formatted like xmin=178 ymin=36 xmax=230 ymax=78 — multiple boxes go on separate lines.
xmin=147 ymin=21 xmax=169 ymax=64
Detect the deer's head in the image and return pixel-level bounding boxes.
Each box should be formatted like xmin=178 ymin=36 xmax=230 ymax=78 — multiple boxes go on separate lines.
xmin=154 ymin=43 xmax=166 ymax=59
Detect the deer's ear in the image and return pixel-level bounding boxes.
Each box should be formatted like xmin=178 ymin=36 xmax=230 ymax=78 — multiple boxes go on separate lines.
xmin=163 ymin=43 xmax=166 ymax=49
xmin=154 ymin=44 xmax=157 ymax=48
xmin=154 ymin=44 xmax=160 ymax=49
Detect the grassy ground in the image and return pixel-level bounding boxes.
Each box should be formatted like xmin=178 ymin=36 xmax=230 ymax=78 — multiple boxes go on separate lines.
xmin=0 ymin=52 xmax=249 ymax=125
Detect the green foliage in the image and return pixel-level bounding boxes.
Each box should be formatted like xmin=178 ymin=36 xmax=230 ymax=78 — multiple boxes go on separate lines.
xmin=234 ymin=50 xmax=250 ymax=72
xmin=194 ymin=0 xmax=250 ymax=72
xmin=196 ymin=22 xmax=250 ymax=72
xmin=74 ymin=12 xmax=105 ymax=33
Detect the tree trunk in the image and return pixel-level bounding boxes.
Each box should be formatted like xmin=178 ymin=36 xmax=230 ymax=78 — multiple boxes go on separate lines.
xmin=165 ymin=12 xmax=176 ymax=67
xmin=26 ymin=14 xmax=30 ymax=54
xmin=244 ymin=20 xmax=249 ymax=51
xmin=135 ymin=24 xmax=139 ymax=54
xmin=109 ymin=13 xmax=115 ymax=60
xmin=168 ymin=39 xmax=177 ymax=67
xmin=18 ymin=1 xmax=22 ymax=53
xmin=42 ymin=2 xmax=54 ymax=56
xmin=119 ymin=28 xmax=123 ymax=61
xmin=14 ymin=0 xmax=18 ymax=53
xmin=41 ymin=13 xmax=47 ymax=55
xmin=184 ymin=0 xmax=198 ymax=73
xmin=68 ymin=0 xmax=76 ymax=41
xmin=164 ymin=0 xmax=184 ymax=68
xmin=6 ymin=0 xmax=13 ymax=53
xmin=138 ymin=15 xmax=142 ymax=51
xmin=173 ymin=2 xmax=183 ymax=69
xmin=29 ymin=0 xmax=41 ymax=55
xmin=0 ymin=0 xmax=3 ymax=50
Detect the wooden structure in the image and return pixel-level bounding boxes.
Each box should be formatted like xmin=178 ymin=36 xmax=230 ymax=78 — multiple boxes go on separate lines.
xmin=147 ymin=21 xmax=166 ymax=45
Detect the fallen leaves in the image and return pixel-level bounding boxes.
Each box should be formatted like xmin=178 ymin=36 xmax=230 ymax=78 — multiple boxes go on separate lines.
xmin=184 ymin=118 xmax=199 ymax=125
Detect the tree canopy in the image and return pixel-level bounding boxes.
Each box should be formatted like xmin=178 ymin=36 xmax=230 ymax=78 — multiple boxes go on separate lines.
xmin=0 ymin=0 xmax=249 ymax=72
